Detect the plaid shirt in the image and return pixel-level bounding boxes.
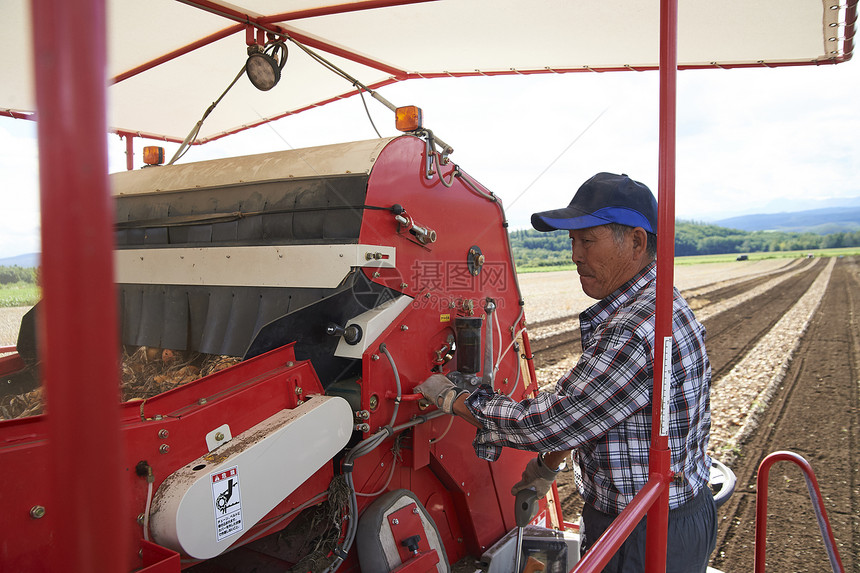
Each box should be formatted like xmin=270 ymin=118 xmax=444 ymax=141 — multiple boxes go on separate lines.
xmin=465 ymin=262 xmax=712 ymax=514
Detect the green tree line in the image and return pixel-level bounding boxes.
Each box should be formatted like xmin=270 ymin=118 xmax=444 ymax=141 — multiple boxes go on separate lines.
xmin=0 ymin=265 xmax=37 ymax=285
xmin=509 ymin=221 xmax=860 ymax=268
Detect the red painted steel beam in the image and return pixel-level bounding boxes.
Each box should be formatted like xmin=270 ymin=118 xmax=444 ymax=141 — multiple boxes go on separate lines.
xmin=281 ymin=28 xmax=407 ymax=77
xmin=123 ymin=132 xmax=134 ymax=170
xmin=644 ymin=0 xmax=678 ymax=571
xmin=196 ymin=77 xmax=400 ymax=143
xmin=31 ymin=0 xmax=128 ymax=570
xmin=116 ymin=128 xmax=185 ymax=144
xmin=112 ymin=24 xmax=242 ymax=84
xmin=843 ymin=0 xmax=858 ymax=62
xmin=0 ymin=109 xmax=36 ymax=120
xmin=258 ymin=0 xmax=438 ymax=23
xmin=178 ymin=0 xmax=410 ymax=77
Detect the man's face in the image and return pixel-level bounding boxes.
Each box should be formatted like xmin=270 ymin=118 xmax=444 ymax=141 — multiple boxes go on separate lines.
xmin=569 ymin=225 xmax=638 ymax=300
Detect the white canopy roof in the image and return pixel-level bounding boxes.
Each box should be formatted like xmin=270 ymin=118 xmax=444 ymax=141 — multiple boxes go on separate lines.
xmin=2 ymin=0 xmax=854 ymax=143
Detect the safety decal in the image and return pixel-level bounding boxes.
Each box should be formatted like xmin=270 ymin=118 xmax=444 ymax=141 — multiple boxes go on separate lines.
xmin=440 ymin=313 xmax=451 ymax=322
xmin=211 ymin=466 xmax=243 ymax=541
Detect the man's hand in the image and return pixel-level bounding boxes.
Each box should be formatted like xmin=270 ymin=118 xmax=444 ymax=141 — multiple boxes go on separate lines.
xmin=511 ymin=456 xmax=559 ymax=498
xmin=414 ymin=374 xmax=467 ymax=414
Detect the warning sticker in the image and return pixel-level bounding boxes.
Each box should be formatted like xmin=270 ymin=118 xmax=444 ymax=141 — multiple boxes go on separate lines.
xmin=211 ymin=466 xmax=243 ymax=542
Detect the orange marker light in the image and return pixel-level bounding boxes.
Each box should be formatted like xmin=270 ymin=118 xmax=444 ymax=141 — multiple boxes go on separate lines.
xmin=143 ymin=146 xmax=165 ymax=166
xmin=395 ymin=106 xmax=423 ymax=132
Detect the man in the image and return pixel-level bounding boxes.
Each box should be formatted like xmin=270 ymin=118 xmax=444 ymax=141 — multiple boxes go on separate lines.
xmin=415 ymin=172 xmax=716 ymax=572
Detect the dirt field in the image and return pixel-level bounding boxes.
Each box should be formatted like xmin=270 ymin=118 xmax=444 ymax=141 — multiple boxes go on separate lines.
xmin=539 ymin=257 xmax=859 ymax=572
xmin=3 ymin=257 xmax=857 ymax=572
xmin=710 ymin=257 xmax=860 ymax=573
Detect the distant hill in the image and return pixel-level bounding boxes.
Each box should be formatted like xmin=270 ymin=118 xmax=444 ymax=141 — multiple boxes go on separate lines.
xmin=0 ymin=253 xmax=40 ymax=268
xmin=714 ymin=206 xmax=860 ymax=234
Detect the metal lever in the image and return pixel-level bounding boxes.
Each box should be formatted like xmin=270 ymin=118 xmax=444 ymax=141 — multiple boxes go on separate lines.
xmin=514 ymin=488 xmax=538 ymax=573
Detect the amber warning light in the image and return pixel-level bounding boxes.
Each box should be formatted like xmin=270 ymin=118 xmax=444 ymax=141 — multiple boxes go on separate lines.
xmin=395 ymin=106 xmax=423 ymax=132
xmin=143 ymin=146 xmax=165 ymax=166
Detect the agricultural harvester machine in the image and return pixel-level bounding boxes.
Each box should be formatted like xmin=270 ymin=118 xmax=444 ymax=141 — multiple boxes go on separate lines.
xmin=2 ymin=130 xmax=569 ymax=572
xmin=0 ymin=1 xmax=856 ymax=572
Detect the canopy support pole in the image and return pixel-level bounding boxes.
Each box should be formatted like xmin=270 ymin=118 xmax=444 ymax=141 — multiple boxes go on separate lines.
xmin=645 ymin=0 xmax=678 ymax=571
xmin=124 ymin=132 xmax=134 ymax=171
xmin=32 ymin=0 xmax=128 ymax=569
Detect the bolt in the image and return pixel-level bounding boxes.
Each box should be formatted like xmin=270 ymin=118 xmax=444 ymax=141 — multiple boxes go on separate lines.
xmin=400 ymin=282 xmax=408 ymax=289
xmin=137 ymin=513 xmax=145 ymax=525
xmin=371 ymin=354 xmax=379 ymax=361
xmin=295 ymin=386 xmax=303 ymax=395
xmin=424 ymin=292 xmax=431 ymax=299
xmin=197 ymin=398 xmax=207 ymax=405
xmin=400 ymin=325 xmax=408 ymax=331
xmin=30 ymin=505 xmax=46 ymax=519
xmin=159 ymin=444 xmax=170 ymax=454
xmin=153 ymin=415 xmax=163 ymax=421
xmin=412 ymin=507 xmax=419 ymax=514
xmin=392 ymin=518 xmax=399 ymax=525
xmin=369 ymin=395 xmax=379 ymax=410
xmin=215 ymin=432 xmax=225 ymax=442
xmin=373 ymin=271 xmax=381 ymax=278
xmin=158 ymin=429 xmax=169 ymax=439
xmin=286 ymin=361 xmax=294 ymax=367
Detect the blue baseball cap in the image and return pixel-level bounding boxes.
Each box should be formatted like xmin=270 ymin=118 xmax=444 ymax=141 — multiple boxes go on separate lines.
xmin=531 ymin=172 xmax=657 ymax=233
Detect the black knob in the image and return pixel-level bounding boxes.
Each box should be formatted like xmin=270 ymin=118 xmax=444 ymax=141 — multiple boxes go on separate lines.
xmin=401 ymin=534 xmax=421 ymax=553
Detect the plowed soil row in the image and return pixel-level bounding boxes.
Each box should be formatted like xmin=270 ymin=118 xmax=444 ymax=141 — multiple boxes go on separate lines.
xmin=711 ymin=257 xmax=860 ymax=572
xmin=532 ymin=258 xmax=821 ymax=374
xmin=546 ymin=256 xmax=859 ymax=572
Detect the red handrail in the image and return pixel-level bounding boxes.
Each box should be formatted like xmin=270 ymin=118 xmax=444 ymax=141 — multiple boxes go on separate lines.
xmin=571 ymin=474 xmax=672 ymax=572
xmin=754 ymin=451 xmax=844 ymax=573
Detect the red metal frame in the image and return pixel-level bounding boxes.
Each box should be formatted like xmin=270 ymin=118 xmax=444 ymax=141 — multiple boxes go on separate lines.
xmin=754 ymin=451 xmax=845 ymax=573
xmin=31 ymin=0 xmax=127 ymax=570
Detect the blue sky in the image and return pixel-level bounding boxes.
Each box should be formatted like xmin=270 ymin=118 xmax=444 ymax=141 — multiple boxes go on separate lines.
xmin=2 ymin=57 xmax=859 ymax=259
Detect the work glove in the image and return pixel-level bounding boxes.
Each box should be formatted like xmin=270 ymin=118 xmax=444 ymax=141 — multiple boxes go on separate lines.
xmin=511 ymin=455 xmax=559 ymax=499
xmin=413 ymin=374 xmax=467 ymax=414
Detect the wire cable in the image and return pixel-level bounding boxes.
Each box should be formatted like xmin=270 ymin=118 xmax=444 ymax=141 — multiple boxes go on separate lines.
xmin=168 ymin=64 xmax=246 ymax=165
xmin=357 ymin=86 xmax=382 ymax=138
